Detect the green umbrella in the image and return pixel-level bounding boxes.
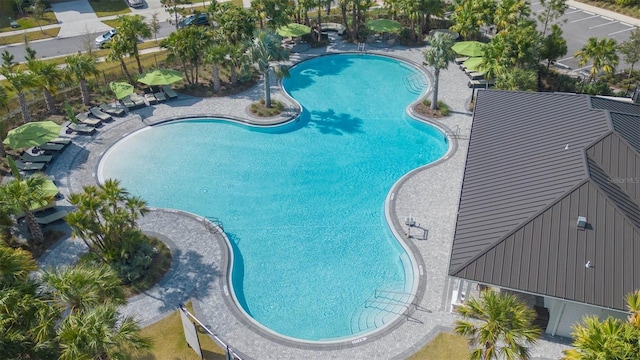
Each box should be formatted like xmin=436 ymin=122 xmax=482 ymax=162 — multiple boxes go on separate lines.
xmin=452 ymin=41 xmax=486 ymax=57
xmin=463 ymin=57 xmax=485 ymax=72
xmin=366 ymin=19 xmax=402 ymax=33
xmin=3 ymin=121 xmax=62 ymax=149
xmin=109 ymin=81 xmax=135 ymax=100
xmin=138 ymin=69 xmax=183 ymax=86
xmin=277 ymin=23 xmax=311 ymax=38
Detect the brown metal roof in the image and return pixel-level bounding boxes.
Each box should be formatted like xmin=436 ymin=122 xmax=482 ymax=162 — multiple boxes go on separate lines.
xmin=450 ymin=90 xmax=640 ymax=311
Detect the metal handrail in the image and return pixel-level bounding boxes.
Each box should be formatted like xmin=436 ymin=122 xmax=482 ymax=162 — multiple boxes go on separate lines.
xmin=178 ymin=304 xmax=243 ymax=360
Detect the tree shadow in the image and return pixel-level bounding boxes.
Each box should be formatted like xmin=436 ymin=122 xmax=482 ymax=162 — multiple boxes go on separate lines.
xmin=283 ymin=55 xmax=354 ymax=93
xmin=304 ymin=108 xmax=364 ymax=135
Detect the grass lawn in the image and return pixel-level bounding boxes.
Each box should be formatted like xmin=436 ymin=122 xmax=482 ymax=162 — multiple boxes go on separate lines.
xmin=0 ymin=11 xmax=58 ymax=31
xmin=408 ymin=332 xmax=470 ymax=360
xmin=89 ymin=0 xmax=132 ymax=18
xmin=133 ymin=302 xmax=227 ymax=360
xmin=102 ymin=19 xmax=122 ymax=28
xmin=0 ymin=28 xmax=61 ymax=47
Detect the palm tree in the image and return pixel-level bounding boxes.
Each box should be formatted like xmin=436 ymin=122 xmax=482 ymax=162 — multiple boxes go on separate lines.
xmin=0 ymin=173 xmax=53 ymax=245
xmin=496 ymin=68 xmax=537 ymax=91
xmin=1 ymin=50 xmax=35 ymax=123
xmin=493 ymin=0 xmax=530 ymax=34
xmin=455 ymin=289 xmax=542 ymax=360
xmin=563 ymin=316 xmax=640 ymax=360
xmin=575 ymin=37 xmax=619 ymax=82
xmin=205 ymin=43 xmax=229 ymax=93
xmin=117 ymin=15 xmax=152 ymax=74
xmin=57 ymin=304 xmax=152 ymax=360
xmin=107 ymin=37 xmax=135 ymax=85
xmin=625 ymin=290 xmax=640 ymax=329
xmin=43 ymin=263 xmax=126 ymax=314
xmin=26 ymin=51 xmax=63 ymax=115
xmin=64 ymin=53 xmax=99 ymax=106
xmin=249 ymin=30 xmax=290 ymax=108
xmin=423 ymin=33 xmax=456 ymax=110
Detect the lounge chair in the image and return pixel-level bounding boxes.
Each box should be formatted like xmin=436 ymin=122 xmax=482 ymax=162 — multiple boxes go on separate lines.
xmin=143 ymin=93 xmax=157 ymax=105
xmin=455 ymin=56 xmax=469 ymax=65
xmin=49 ymin=137 xmax=72 ymax=146
xmin=14 ymin=160 xmax=46 ymax=172
xmin=99 ymin=103 xmax=126 ymax=117
xmin=121 ymin=95 xmax=136 ymax=109
xmin=37 ymin=143 xmax=65 ymax=152
xmin=468 ymin=71 xmax=484 ymax=80
xmin=154 ymin=91 xmax=167 ymax=102
xmin=90 ymin=107 xmax=113 ymax=122
xmin=66 ymin=123 xmax=97 ymax=135
xmin=36 ymin=209 xmax=68 ymax=225
xmin=162 ymin=85 xmax=178 ymax=99
xmin=130 ymin=93 xmax=147 ymax=107
xmin=20 ymin=153 xmax=53 ymax=163
xmin=77 ymin=112 xmax=102 ymax=127
xmin=15 ymin=201 xmax=55 ymax=219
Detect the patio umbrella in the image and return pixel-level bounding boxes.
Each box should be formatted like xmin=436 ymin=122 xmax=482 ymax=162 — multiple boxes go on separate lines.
xmin=109 ymin=81 xmax=135 ymax=100
xmin=366 ymin=19 xmax=402 ymax=33
xmin=277 ymin=23 xmax=311 ymax=38
xmin=463 ymin=57 xmax=484 ymax=72
xmin=3 ymin=121 xmax=62 ymax=149
xmin=138 ymin=69 xmax=183 ymax=86
xmin=452 ymin=41 xmax=486 ymax=57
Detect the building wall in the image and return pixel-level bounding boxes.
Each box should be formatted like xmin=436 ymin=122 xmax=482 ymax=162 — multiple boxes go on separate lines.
xmin=544 ymin=297 xmax=627 ymax=338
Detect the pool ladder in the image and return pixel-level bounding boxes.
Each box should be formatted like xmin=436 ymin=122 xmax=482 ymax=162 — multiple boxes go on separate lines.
xmin=204 ymin=216 xmax=224 ymax=234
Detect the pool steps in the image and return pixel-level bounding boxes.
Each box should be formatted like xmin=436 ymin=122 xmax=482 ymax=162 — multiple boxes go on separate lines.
xmin=402 ymin=73 xmax=428 ymax=95
xmin=350 ymin=282 xmax=421 ymax=335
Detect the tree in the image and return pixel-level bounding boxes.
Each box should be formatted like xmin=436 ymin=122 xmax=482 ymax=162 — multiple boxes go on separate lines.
xmin=494 ymin=0 xmax=530 ymax=34
xmin=150 ymin=12 xmax=161 ymax=44
xmin=455 ymin=289 xmax=542 ymax=360
xmin=450 ymin=0 xmax=494 ymax=40
xmin=539 ymin=24 xmax=567 ymax=70
xmin=251 ymin=0 xmax=294 ymax=30
xmin=249 ymin=30 xmax=290 ymax=108
xmin=107 ymin=34 xmax=135 ymax=84
xmin=0 ymin=173 xmax=53 ymax=245
xmin=575 ymin=37 xmax=619 ymax=82
xmin=212 ymin=3 xmax=255 ymax=85
xmin=64 ymin=53 xmax=99 ymax=106
xmin=205 ymin=43 xmax=229 ymax=93
xmin=1 ymin=50 xmax=35 ymax=123
xmin=536 ymin=0 xmax=567 ymax=37
xmin=26 ymin=48 xmax=63 ymax=114
xmin=161 ymin=26 xmax=212 ymax=85
xmin=42 ymin=263 xmax=126 ymax=314
xmin=496 ymin=68 xmax=537 ymax=91
xmin=619 ymin=27 xmax=640 ymax=79
xmin=423 ymin=32 xmax=456 ymax=110
xmin=116 ymin=15 xmax=152 ymax=74
xmin=32 ymin=0 xmax=47 ymax=33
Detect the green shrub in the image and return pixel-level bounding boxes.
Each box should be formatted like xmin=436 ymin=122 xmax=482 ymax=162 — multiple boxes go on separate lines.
xmin=422 ymin=99 xmax=432 ymax=107
xmin=437 ymin=101 xmax=450 ymax=116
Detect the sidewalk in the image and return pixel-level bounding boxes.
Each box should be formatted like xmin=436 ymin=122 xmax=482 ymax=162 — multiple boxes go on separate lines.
xmin=567 ymin=0 xmax=640 ymax=26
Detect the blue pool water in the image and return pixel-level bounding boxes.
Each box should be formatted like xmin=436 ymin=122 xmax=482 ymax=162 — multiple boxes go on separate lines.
xmin=99 ymin=54 xmax=448 ymax=341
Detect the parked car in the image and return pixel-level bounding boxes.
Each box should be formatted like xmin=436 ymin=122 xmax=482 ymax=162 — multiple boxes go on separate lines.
xmin=126 ymin=0 xmax=144 ymax=8
xmin=177 ymin=13 xmax=209 ymax=29
xmin=95 ymin=29 xmax=116 ymax=48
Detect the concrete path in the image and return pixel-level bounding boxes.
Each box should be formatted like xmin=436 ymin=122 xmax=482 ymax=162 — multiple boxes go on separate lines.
xmin=50 ymin=0 xmax=113 ymax=37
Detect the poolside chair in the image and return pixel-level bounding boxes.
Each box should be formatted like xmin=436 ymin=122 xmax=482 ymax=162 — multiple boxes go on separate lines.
xmin=90 ymin=107 xmax=113 ymax=122
xmin=454 ymin=56 xmax=469 ymax=65
xmin=99 ymin=103 xmax=126 ymax=117
xmin=130 ymin=93 xmax=147 ymax=107
xmin=121 ymin=95 xmax=136 ymax=109
xmin=154 ymin=91 xmax=167 ymax=102
xmin=468 ymin=72 xmax=484 ymax=80
xmin=36 ymin=142 xmax=65 ymax=153
xmin=14 ymin=160 xmax=46 ymax=172
xmin=144 ymin=92 xmax=158 ymax=105
xmin=15 ymin=201 xmax=55 ymax=219
xmin=66 ymin=123 xmax=97 ymax=135
xmin=162 ymin=85 xmax=178 ymax=100
xmin=76 ymin=112 xmax=102 ymax=127
xmin=48 ymin=137 xmax=72 ymax=146
xmin=35 ymin=209 xmax=68 ymax=225
xmin=20 ymin=153 xmax=53 ymax=164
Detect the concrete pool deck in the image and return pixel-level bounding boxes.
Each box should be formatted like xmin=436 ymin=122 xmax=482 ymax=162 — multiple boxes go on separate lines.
xmin=38 ymin=40 xmax=571 ymax=359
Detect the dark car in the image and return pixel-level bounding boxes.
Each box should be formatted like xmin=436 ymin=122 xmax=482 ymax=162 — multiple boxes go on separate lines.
xmin=177 ymin=13 xmax=209 ymax=29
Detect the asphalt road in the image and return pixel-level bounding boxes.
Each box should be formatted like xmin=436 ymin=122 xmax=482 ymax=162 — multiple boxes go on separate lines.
xmin=530 ymin=2 xmax=636 ymax=74
xmin=1 ymin=22 xmax=176 ymax=62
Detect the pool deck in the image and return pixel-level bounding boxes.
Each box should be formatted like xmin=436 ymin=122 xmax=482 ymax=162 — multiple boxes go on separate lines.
xmin=38 ymin=38 xmax=571 ymax=359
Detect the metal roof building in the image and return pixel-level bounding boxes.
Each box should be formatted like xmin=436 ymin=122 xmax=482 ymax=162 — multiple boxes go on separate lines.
xmin=448 ymin=90 xmax=640 ymax=336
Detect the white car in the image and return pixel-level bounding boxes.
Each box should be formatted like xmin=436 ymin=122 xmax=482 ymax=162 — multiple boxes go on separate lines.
xmin=127 ymin=0 xmax=144 ymax=8
xmin=95 ymin=29 xmax=116 ymax=48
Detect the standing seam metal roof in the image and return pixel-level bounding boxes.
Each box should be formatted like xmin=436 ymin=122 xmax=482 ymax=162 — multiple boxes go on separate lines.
xmin=450 ymin=91 xmax=640 ymax=311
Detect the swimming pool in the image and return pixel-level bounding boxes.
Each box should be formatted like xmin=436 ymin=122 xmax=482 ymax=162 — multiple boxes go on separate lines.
xmin=99 ymin=54 xmax=448 ymax=342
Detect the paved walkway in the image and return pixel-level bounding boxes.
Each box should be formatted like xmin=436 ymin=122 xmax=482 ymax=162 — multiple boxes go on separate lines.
xmin=36 ymin=37 xmax=572 ymax=359
xmin=50 ymin=0 xmax=112 ymax=37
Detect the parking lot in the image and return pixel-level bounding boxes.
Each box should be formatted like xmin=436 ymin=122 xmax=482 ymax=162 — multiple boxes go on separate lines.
xmin=530 ymin=2 xmax=637 ymax=74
